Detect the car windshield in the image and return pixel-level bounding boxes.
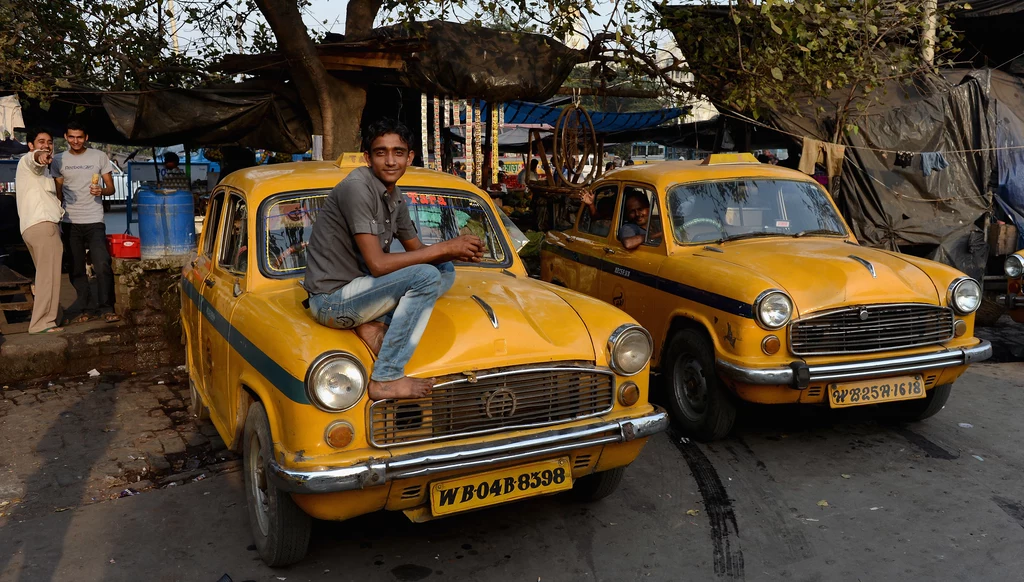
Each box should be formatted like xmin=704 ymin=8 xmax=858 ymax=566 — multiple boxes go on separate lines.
xmin=261 ymin=187 xmax=510 ymax=278
xmin=388 ymin=189 xmax=510 ymax=265
xmin=666 ymin=179 xmax=848 ymax=244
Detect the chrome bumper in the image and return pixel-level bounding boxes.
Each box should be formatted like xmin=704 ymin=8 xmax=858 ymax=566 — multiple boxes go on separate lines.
xmin=998 ymin=294 xmax=1024 ymax=310
xmin=717 ymin=341 xmax=992 ymax=387
xmin=267 ymin=408 xmax=669 ymax=494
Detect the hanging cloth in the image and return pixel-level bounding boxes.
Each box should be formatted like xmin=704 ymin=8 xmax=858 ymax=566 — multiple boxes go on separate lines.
xmin=0 ymin=95 xmax=25 ymax=139
xmin=798 ymin=137 xmax=845 ymax=177
xmin=894 ymin=151 xmax=914 ymax=168
xmin=920 ymin=152 xmax=949 ymax=176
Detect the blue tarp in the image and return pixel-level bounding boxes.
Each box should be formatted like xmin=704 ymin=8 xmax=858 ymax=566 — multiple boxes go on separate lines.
xmin=995 ymin=100 xmax=1024 ymax=248
xmin=501 ymin=100 xmax=687 ymax=132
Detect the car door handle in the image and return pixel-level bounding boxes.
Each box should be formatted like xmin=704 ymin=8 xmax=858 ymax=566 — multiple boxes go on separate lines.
xmin=603 ymin=247 xmax=616 ymax=254
xmin=204 ymin=278 xmax=215 ymax=288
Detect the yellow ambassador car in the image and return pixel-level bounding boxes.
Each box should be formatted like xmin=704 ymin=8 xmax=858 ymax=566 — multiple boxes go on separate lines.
xmin=541 ymin=154 xmax=992 ymax=441
xmin=180 ymin=154 xmax=667 ymax=566
xmin=1000 ymin=250 xmax=1024 ymax=323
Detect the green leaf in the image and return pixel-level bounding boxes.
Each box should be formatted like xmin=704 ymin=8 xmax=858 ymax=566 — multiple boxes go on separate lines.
xmin=770 ymin=18 xmax=783 ymax=35
xmin=771 ymin=67 xmax=784 ymax=80
xmin=732 ymin=12 xmax=741 ymax=25
xmin=866 ymin=23 xmax=878 ymax=35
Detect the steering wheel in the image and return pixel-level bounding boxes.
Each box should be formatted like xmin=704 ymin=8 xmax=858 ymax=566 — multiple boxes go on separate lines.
xmin=677 ymin=217 xmax=725 ymax=242
xmin=272 ymin=241 xmax=308 ymax=269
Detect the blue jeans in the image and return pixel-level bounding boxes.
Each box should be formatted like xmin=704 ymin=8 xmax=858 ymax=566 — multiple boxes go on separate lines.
xmin=308 ymin=262 xmax=456 ymax=382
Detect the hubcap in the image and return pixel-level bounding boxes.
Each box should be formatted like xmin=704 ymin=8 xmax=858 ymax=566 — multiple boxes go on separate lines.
xmin=672 ymin=355 xmax=709 ymax=422
xmin=247 ymin=431 xmax=271 ymax=537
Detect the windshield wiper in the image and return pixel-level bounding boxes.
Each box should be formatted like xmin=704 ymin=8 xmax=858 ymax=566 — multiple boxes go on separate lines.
xmin=724 ymin=231 xmax=788 ymax=242
xmin=793 ymin=229 xmax=846 ymax=238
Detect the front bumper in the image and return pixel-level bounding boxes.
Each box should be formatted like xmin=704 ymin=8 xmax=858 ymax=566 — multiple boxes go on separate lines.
xmin=997 ymin=294 xmax=1024 ymax=310
xmin=268 ymin=408 xmax=669 ymax=494
xmin=717 ymin=341 xmax=992 ymax=387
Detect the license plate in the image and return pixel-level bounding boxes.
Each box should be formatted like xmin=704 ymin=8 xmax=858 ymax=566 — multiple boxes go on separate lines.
xmin=429 ymin=457 xmax=573 ymax=516
xmin=828 ymin=375 xmax=925 ymax=408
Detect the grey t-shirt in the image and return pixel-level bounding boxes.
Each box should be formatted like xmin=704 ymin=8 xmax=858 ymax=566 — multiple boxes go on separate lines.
xmin=618 ymin=222 xmax=647 ymax=243
xmin=52 ymin=148 xmax=111 ymax=224
xmin=303 ymin=166 xmax=418 ymax=295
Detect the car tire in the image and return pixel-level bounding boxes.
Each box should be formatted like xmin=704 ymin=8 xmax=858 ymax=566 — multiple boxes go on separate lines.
xmin=884 ymin=383 xmax=952 ymax=422
xmin=664 ymin=329 xmax=736 ymax=441
xmin=188 ymin=377 xmax=210 ymax=420
xmin=244 ymin=402 xmax=311 ymax=567
xmin=571 ymin=467 xmax=625 ymax=501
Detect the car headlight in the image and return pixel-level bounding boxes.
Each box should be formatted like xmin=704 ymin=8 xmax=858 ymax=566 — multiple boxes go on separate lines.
xmin=754 ymin=290 xmax=793 ymax=330
xmin=947 ymin=277 xmax=982 ymax=315
xmin=305 ymin=352 xmax=367 ymax=412
xmin=1005 ymin=254 xmax=1024 ymax=279
xmin=607 ymin=324 xmax=653 ymax=376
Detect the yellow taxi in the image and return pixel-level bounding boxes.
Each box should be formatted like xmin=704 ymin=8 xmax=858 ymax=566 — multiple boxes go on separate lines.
xmin=540 ymin=153 xmax=991 ymax=441
xmin=1000 ymin=250 xmax=1024 ymax=323
xmin=180 ymin=154 xmax=667 ymax=566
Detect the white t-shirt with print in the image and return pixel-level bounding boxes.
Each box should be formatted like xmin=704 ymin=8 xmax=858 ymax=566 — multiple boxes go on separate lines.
xmin=52 ymin=148 xmax=111 ymax=224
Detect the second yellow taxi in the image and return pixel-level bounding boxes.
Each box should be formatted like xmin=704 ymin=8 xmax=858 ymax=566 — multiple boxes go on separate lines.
xmin=541 ymin=153 xmax=991 ymax=440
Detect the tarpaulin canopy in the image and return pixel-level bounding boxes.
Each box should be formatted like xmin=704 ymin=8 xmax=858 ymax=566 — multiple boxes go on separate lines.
xmin=17 ymin=81 xmax=312 ymax=152
xmin=502 ymin=100 xmax=688 ymax=132
xmin=763 ymin=69 xmax=1024 ymax=281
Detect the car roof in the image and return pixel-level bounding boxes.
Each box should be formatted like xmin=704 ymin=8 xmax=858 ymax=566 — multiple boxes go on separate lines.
xmin=600 ymin=160 xmax=821 ymax=191
xmin=217 ymin=160 xmax=482 ymax=205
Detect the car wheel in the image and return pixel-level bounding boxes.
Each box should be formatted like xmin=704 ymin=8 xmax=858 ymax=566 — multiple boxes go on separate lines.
xmin=883 ymin=383 xmax=952 ymax=422
xmin=188 ymin=378 xmax=210 ymax=420
xmin=571 ymin=467 xmax=625 ymax=501
xmin=244 ymin=402 xmax=311 ymax=567
xmin=665 ymin=329 xmax=736 ymax=441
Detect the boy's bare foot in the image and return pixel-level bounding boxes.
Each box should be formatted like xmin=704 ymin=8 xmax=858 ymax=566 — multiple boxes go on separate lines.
xmin=368 ymin=376 xmax=435 ymax=400
xmin=355 ymin=321 xmax=388 ymax=355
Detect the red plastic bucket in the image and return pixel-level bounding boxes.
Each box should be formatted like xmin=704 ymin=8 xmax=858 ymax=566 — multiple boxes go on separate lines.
xmin=107 ymin=234 xmax=142 ymax=259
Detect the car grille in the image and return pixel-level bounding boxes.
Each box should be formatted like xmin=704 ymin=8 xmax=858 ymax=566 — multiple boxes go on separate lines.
xmin=369 ymin=365 xmax=615 ymax=447
xmin=789 ymin=304 xmax=955 ymax=356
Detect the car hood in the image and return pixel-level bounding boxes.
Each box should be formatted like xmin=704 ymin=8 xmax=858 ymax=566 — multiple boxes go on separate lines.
xmin=699 ymin=238 xmax=941 ymax=315
xmin=404 ymin=270 xmax=596 ymax=375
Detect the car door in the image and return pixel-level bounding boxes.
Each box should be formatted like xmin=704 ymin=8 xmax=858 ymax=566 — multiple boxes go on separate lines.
xmin=558 ymin=182 xmax=620 ymax=297
xmin=598 ymin=183 xmax=668 ymax=322
xmin=185 ymin=191 xmax=225 ymax=397
xmin=199 ymin=191 xmax=249 ymax=428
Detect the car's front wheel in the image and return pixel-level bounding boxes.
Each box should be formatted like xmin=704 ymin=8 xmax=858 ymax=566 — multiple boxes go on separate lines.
xmin=244 ymin=402 xmax=311 ymax=567
xmin=883 ymin=383 xmax=952 ymax=422
xmin=571 ymin=467 xmax=626 ymax=501
xmin=664 ymin=329 xmax=736 ymax=441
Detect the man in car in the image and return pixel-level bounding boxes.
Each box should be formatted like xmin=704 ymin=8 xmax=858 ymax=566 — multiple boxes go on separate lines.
xmin=303 ymin=118 xmax=485 ymax=400
xmin=581 ymin=190 xmax=661 ymax=250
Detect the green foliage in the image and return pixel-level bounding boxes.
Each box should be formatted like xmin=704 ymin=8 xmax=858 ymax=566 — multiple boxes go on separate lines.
xmin=0 ymin=0 xmax=219 ymax=96
xmin=660 ymin=0 xmax=962 ymax=139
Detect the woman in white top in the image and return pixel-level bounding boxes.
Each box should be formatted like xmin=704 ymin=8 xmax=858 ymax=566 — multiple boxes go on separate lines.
xmin=15 ymin=128 xmax=65 ymax=334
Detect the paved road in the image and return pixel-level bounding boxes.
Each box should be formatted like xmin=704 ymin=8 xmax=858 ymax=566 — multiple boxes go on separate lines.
xmin=1 ymin=361 xmax=1023 ymax=582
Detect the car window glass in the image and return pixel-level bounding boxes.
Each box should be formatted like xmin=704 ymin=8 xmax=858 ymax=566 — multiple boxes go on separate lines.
xmin=578 ymin=185 xmax=618 ymax=238
xmin=202 ymin=192 xmax=224 ymax=258
xmin=264 ymin=193 xmax=327 ymax=274
xmin=219 ymin=195 xmax=248 ymax=275
xmin=389 ymin=190 xmax=508 ymax=264
xmin=644 ymin=193 xmax=664 ymax=247
xmin=617 ymin=185 xmax=660 ymax=247
xmin=667 ymin=179 xmax=847 ymax=244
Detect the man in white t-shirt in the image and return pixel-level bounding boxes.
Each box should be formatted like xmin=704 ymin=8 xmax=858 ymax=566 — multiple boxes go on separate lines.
xmin=51 ymin=121 xmax=119 ymax=324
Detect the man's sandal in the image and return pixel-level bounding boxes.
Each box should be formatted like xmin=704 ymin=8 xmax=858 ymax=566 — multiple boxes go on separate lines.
xmin=29 ymin=326 xmax=64 ymax=335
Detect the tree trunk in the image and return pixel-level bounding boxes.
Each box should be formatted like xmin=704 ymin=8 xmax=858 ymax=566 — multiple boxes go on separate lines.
xmin=255 ymin=0 xmax=382 ymax=157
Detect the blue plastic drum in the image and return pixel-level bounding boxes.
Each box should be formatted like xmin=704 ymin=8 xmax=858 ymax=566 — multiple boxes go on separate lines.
xmin=138 ymin=188 xmax=197 ymax=260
